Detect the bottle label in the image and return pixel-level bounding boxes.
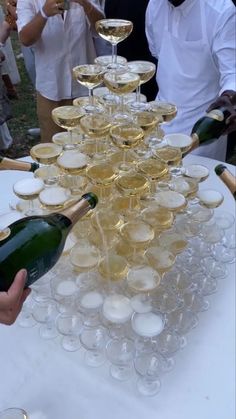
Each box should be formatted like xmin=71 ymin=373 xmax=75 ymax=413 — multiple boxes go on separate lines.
xmin=26 ymin=258 xmax=47 ymax=287
xmin=206 ymin=109 xmax=224 ymax=122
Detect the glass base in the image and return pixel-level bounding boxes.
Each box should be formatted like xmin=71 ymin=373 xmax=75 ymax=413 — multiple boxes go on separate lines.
xmin=85 ymin=350 xmax=106 ymax=367
xmin=107 ymin=62 xmax=127 ymax=73
xmin=136 ymin=377 xmax=161 ymax=396
xmin=61 ymin=335 xmax=81 ymax=352
xmin=110 ymin=364 xmax=133 ymax=381
xmin=17 ymin=311 xmax=37 ymax=328
xmin=129 ymin=101 xmax=149 ymax=112
xmin=39 ymin=323 xmax=58 ymax=339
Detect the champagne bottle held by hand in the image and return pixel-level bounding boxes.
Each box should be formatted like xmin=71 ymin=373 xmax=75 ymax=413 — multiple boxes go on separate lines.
xmin=215 ymin=164 xmax=236 ymax=199
xmin=190 ymin=106 xmax=231 ymax=151
xmin=0 ymin=155 xmax=39 ymax=172
xmin=0 ymin=192 xmax=98 ymax=291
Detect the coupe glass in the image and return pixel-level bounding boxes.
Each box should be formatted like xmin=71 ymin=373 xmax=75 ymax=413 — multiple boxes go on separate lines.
xmin=73 ymin=64 xmax=105 ymax=113
xmin=30 ymin=141 xmax=63 ymax=185
xmin=32 ymin=299 xmax=59 ymax=339
xmin=131 ymin=311 xmax=165 ymax=354
xmin=106 ymin=337 xmax=135 ymax=381
xmin=77 ymin=290 xmax=104 ymax=327
xmin=127 ymin=60 xmax=156 ymax=111
xmin=56 ymin=313 xmax=83 ymax=351
xmin=115 ymin=172 xmax=150 ymax=213
xmin=103 ymin=71 xmax=140 ymax=121
xmin=51 ymin=106 xmax=83 ymax=148
xmin=120 ymin=221 xmax=154 ymax=263
xmin=95 ymin=19 xmax=133 ymax=70
xmin=134 ymin=352 xmax=171 ymax=396
xmin=80 ymin=113 xmax=112 ymax=158
xmin=80 ymin=326 xmax=108 ymax=367
xmin=13 ymin=177 xmax=44 ymax=216
xmin=94 ymin=54 xmax=127 ymax=69
xmin=110 ymin=123 xmax=144 ymax=171
xmin=86 ymin=162 xmax=117 ymax=202
xmin=163 ymin=133 xmax=193 ymax=176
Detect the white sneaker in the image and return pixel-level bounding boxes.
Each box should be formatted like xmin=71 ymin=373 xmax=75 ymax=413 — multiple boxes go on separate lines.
xmin=27 ymin=128 xmax=41 ymax=138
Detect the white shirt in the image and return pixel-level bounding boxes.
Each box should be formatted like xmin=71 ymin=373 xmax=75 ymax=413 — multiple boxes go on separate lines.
xmin=146 ymin=0 xmax=236 ymax=96
xmin=17 ymin=0 xmax=104 ymax=101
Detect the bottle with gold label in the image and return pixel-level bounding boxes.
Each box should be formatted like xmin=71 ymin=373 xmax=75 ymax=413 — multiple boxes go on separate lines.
xmin=215 ymin=164 xmax=236 ymax=200
xmin=190 ymin=106 xmax=231 ymax=149
xmin=0 ymin=156 xmax=39 ymax=172
xmin=0 ymin=192 xmax=98 ymax=291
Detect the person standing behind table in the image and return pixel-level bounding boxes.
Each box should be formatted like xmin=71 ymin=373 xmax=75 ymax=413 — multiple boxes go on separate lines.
xmin=16 ymin=0 xmax=105 ymax=143
xmin=105 ymin=0 xmax=158 ymax=101
xmin=146 ymin=0 xmax=236 ymax=161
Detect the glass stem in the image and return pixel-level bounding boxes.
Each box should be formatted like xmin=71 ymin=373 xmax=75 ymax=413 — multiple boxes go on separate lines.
xmin=136 ymin=85 xmax=141 ymax=103
xmin=89 ymin=88 xmax=94 ymax=107
xmin=120 ymin=95 xmax=125 ymax=114
xmin=112 ymin=44 xmax=117 ymax=64
xmin=69 ymin=129 xmax=73 ymax=144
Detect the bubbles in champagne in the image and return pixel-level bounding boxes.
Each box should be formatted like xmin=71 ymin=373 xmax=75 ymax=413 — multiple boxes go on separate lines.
xmin=95 ymin=19 xmax=133 ymax=45
xmin=13 ymin=178 xmax=44 ymax=199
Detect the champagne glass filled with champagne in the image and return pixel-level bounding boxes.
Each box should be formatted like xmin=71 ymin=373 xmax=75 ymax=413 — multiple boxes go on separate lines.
xmin=103 ymin=71 xmax=140 ymax=121
xmin=95 ymin=19 xmax=133 ymax=70
xmin=73 ymin=64 xmax=105 ymax=114
xmin=110 ymin=123 xmax=144 ymax=171
xmin=127 ymin=61 xmax=156 ymax=111
xmin=51 ymin=106 xmax=84 ymax=147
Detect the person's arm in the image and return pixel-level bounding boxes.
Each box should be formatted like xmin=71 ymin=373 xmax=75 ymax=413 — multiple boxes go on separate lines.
xmin=18 ymin=0 xmax=65 ymax=46
xmin=74 ymin=0 xmax=104 ymax=30
xmin=206 ymin=7 xmax=236 ymax=134
xmin=0 ymin=269 xmax=31 ymax=325
xmin=145 ymin=0 xmax=158 ymax=60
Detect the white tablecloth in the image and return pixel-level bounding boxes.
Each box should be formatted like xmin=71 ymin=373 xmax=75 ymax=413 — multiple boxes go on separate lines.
xmin=0 ymin=155 xmax=235 ymax=419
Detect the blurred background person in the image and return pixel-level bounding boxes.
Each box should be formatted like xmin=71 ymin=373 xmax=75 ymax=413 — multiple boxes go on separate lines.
xmin=146 ymin=0 xmax=236 ymax=161
xmin=0 ymin=46 xmax=13 ymax=150
xmin=17 ymin=0 xmax=106 ymax=143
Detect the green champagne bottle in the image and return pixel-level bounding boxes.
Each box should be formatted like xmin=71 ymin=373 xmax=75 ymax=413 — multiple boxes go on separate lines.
xmin=215 ymin=164 xmax=236 ymax=200
xmin=190 ymin=106 xmax=231 ymax=149
xmin=0 ymin=155 xmax=39 ymax=172
xmin=0 ymin=192 xmax=98 ymax=291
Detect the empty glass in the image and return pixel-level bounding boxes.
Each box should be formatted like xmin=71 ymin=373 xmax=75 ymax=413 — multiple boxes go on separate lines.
xmin=80 ymin=326 xmax=108 ymax=367
xmin=56 ymin=313 xmax=83 ymax=351
xmin=106 ymin=338 xmax=135 ymax=381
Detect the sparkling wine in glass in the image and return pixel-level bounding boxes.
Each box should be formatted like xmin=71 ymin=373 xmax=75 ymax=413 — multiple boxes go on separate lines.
xmin=127 ymin=60 xmax=156 ymax=111
xmin=110 ymin=123 xmax=144 ymax=171
xmin=73 ymin=64 xmax=105 ymax=113
xmin=13 ymin=177 xmax=44 ymax=215
xmin=95 ymin=19 xmax=133 ymax=70
xmin=103 ymin=71 xmax=140 ymax=121
xmin=51 ymin=105 xmax=83 ymax=147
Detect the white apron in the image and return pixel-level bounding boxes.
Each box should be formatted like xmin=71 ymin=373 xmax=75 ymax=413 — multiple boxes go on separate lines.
xmin=156 ymin=2 xmax=227 ymax=161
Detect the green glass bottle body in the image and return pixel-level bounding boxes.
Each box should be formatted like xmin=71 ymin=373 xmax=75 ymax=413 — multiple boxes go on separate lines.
xmin=0 ymin=193 xmax=98 ymax=291
xmin=191 ymin=107 xmax=231 ymax=144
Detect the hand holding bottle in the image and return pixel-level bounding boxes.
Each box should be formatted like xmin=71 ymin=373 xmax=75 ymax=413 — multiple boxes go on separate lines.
xmin=0 ymin=269 xmax=31 ymax=325
xmin=206 ymin=91 xmax=236 ymax=134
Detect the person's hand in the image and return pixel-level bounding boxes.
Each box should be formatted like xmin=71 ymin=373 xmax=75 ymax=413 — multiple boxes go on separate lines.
xmin=0 ymin=269 xmax=31 ymax=325
xmin=5 ymin=0 xmax=18 ymax=21
xmin=206 ymin=93 xmax=236 ymax=135
xmin=42 ymin=0 xmax=65 ymax=17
